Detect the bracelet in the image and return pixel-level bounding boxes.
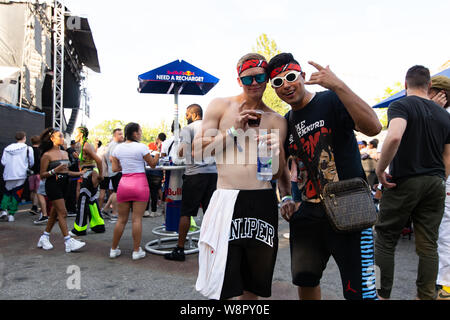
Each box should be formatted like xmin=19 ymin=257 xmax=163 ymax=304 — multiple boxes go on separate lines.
xmin=281 ymin=195 xmax=293 ymax=203
xmin=227 ymin=126 xmax=243 ymax=152
xmin=228 ymin=126 xmax=239 ymax=137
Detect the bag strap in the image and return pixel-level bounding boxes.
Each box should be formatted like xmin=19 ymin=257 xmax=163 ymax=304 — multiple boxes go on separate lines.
xmin=288 ymin=111 xmax=324 ymax=201
xmin=167 ymin=140 xmax=175 ymax=156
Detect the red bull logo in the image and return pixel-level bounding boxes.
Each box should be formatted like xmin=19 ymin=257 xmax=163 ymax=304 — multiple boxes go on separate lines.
xmin=167 ymin=70 xmax=195 ymax=76
xmin=166 ymin=187 xmax=182 ymax=197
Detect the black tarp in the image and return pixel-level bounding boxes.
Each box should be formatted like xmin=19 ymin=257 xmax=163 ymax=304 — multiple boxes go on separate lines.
xmin=0 ymin=102 xmax=45 ymax=201
xmin=66 ymin=16 xmax=101 ymax=73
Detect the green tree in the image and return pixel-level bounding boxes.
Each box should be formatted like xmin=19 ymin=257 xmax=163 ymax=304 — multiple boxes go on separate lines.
xmin=89 ymin=120 xmax=126 ymax=145
xmin=89 ymin=119 xmax=173 ymax=146
xmin=373 ymin=81 xmax=404 ymax=129
xmin=140 ymin=120 xmax=172 ymax=145
xmin=252 ymin=33 xmax=289 ymax=115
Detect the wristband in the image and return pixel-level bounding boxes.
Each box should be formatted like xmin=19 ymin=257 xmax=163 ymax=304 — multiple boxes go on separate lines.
xmin=228 ymin=126 xmax=238 ymax=137
xmin=281 ymin=195 xmax=293 ymax=203
xmin=227 ymin=127 xmax=243 ymax=152
xmin=49 ymin=169 xmax=55 ymax=176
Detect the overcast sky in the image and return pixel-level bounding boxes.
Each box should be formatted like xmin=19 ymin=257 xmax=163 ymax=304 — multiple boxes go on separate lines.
xmin=64 ymin=0 xmax=450 ymax=130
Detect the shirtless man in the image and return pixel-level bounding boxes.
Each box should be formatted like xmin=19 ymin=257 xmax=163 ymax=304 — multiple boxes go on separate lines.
xmin=194 ymin=53 xmax=287 ymax=300
xmin=70 ymin=126 xmax=105 ymax=236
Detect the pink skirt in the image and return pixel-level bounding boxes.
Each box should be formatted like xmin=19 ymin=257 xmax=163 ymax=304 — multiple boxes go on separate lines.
xmin=117 ymin=173 xmax=149 ymax=203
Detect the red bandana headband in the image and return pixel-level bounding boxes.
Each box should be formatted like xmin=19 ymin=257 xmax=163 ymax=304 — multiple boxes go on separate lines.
xmin=237 ymin=59 xmax=268 ymax=75
xmin=269 ymin=63 xmax=302 ymax=79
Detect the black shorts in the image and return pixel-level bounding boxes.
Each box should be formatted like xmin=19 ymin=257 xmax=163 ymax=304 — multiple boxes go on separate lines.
xmin=45 ymin=175 xmax=69 ymax=201
xmin=289 ymin=202 xmax=377 ymax=300
xmin=180 ymin=173 xmax=217 ymax=217
xmin=220 ymin=189 xmax=279 ymax=300
xmin=99 ymin=176 xmax=111 ymax=190
xmin=110 ymin=173 xmax=122 ymax=193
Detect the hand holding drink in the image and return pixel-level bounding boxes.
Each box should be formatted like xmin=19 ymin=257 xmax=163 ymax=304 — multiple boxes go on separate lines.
xmin=248 ymin=110 xmax=264 ymax=127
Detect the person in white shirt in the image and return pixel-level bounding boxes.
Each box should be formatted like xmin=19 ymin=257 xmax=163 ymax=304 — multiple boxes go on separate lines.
xmin=161 ymin=121 xmax=181 ymax=158
xmin=100 ymin=128 xmax=124 ymax=221
xmin=109 ymin=122 xmax=159 ymax=260
xmin=0 ymin=131 xmax=33 ymax=222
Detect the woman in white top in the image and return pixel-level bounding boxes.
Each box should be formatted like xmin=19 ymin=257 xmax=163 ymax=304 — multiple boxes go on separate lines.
xmin=110 ymin=122 xmax=159 ymax=260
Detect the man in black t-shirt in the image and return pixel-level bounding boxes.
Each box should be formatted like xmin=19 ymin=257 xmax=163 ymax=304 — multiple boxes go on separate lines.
xmin=375 ymin=65 xmax=450 ymax=300
xmin=29 ymin=136 xmax=41 ymax=215
xmin=268 ymin=53 xmax=382 ymax=300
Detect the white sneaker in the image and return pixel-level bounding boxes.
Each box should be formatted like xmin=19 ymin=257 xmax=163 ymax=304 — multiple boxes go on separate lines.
xmin=0 ymin=210 xmax=7 ymax=221
xmin=132 ymin=247 xmax=146 ymax=260
xmin=65 ymin=237 xmax=86 ymax=253
xmin=68 ymin=231 xmax=78 ymax=237
xmin=110 ymin=247 xmax=121 ymax=259
xmin=143 ymin=211 xmax=150 ymax=217
xmin=8 ymin=215 xmax=14 ymax=222
xmin=37 ymin=235 xmax=53 ymax=250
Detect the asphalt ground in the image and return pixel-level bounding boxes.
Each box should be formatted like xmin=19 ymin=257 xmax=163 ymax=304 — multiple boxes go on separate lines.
xmin=0 ymin=202 xmax=420 ymax=302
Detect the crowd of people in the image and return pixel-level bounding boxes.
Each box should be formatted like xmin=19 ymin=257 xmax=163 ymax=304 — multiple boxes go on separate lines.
xmin=0 ymin=52 xmax=449 ymax=301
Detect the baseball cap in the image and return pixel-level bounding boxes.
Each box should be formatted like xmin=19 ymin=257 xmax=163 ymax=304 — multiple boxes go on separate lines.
xmin=431 ymin=75 xmax=450 ymax=91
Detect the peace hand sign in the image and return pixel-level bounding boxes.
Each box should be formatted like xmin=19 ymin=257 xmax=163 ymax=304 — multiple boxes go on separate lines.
xmin=304 ymin=61 xmax=344 ymax=91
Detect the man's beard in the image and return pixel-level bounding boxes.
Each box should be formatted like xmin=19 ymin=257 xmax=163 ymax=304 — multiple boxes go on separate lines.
xmin=187 ymin=118 xmax=193 ymax=124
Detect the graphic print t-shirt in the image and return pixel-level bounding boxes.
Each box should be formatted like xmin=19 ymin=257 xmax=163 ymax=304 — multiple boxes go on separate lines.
xmin=284 ymin=90 xmax=366 ymax=203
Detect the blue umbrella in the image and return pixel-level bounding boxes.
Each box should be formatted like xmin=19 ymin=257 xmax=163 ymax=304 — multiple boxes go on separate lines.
xmin=372 ymin=67 xmax=450 ymax=108
xmin=138 ymin=59 xmax=219 ymax=140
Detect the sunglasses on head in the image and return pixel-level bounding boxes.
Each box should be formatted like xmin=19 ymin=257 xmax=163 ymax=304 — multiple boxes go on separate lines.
xmin=240 ymin=73 xmax=267 ymax=86
xmin=271 ymin=71 xmax=301 ymax=88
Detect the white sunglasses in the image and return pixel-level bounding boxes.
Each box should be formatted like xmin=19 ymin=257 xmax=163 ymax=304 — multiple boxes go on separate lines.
xmin=270 ymin=70 xmax=301 ymax=88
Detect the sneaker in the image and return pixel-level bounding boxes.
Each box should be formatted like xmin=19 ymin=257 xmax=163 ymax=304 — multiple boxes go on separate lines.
xmin=143 ymin=211 xmax=150 ymax=218
xmin=0 ymin=211 xmax=8 ymax=222
xmin=164 ymin=247 xmax=185 ymax=261
xmin=69 ymin=229 xmax=87 ymax=237
xmin=34 ymin=215 xmax=49 ymax=225
xmin=37 ymin=235 xmax=53 ymax=250
xmin=66 ymin=211 xmax=77 ymax=217
xmin=65 ymin=238 xmax=86 ymax=253
xmin=132 ymin=247 xmax=146 ymax=260
xmin=8 ymin=215 xmax=14 ymax=222
xmin=101 ymin=210 xmax=113 ymax=220
xmin=110 ymin=214 xmax=118 ymax=223
xmin=110 ymin=247 xmax=121 ymax=259
xmin=29 ymin=206 xmax=39 ymax=215
xmin=150 ymin=211 xmax=162 ymax=218
xmin=437 ymin=288 xmax=450 ymax=300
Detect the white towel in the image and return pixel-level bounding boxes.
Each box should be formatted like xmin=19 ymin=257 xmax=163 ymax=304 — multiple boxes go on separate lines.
xmin=195 ymin=189 xmax=240 ymax=300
